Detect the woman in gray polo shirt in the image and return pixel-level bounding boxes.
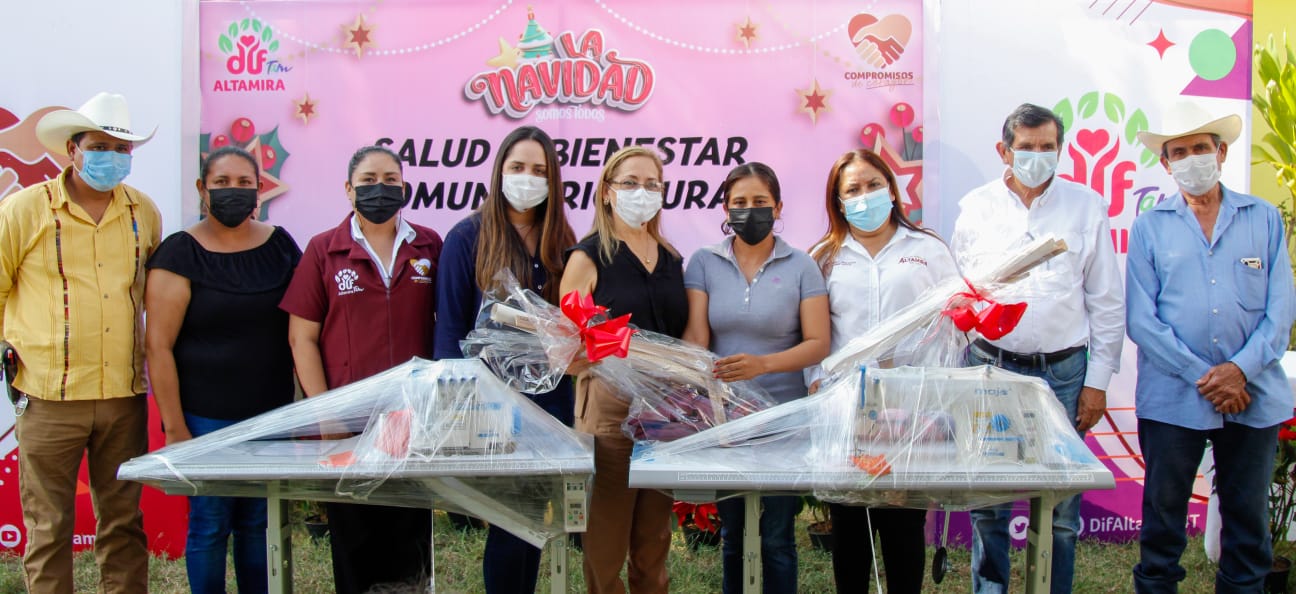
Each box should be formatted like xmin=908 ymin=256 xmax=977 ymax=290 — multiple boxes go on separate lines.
xmin=681 ymin=162 xmax=831 ymax=594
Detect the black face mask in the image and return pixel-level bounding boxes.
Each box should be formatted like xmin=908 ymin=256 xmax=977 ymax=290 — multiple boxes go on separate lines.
xmin=353 ymin=183 xmax=406 ymax=224
xmin=728 ymin=206 xmax=776 ymax=246
xmin=206 ymin=187 xmax=258 ymax=228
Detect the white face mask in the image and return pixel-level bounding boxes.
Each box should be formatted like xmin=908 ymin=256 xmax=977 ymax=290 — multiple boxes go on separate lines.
xmin=501 ymin=174 xmax=548 ymax=211
xmin=1011 ymin=149 xmax=1058 ymax=189
xmin=613 ymin=187 xmax=663 ymax=227
xmin=1169 ymin=152 xmax=1222 ymax=197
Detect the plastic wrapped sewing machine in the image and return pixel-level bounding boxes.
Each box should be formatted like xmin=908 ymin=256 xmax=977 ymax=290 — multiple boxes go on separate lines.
xmin=118 ymin=358 xmax=593 ymax=547
xmin=460 ymin=273 xmax=775 ymax=443
xmin=629 ymin=365 xmax=1115 ymax=509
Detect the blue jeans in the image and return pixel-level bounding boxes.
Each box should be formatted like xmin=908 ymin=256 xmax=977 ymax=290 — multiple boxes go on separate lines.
xmin=1133 ymin=419 xmax=1278 ymax=594
xmin=717 ymin=495 xmax=799 ymax=594
xmin=184 ymin=413 xmax=268 ymax=594
xmin=967 ymin=343 xmax=1087 ymax=594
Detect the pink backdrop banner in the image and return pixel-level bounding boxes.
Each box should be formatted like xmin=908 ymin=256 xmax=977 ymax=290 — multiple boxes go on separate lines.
xmin=197 ymin=0 xmax=928 ymax=258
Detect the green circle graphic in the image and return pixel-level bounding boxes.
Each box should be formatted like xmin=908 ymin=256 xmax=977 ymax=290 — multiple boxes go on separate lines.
xmin=1189 ymin=29 xmax=1236 ymax=81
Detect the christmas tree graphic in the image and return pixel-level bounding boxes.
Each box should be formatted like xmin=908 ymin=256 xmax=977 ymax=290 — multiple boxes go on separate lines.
xmin=517 ymin=6 xmax=554 ymax=60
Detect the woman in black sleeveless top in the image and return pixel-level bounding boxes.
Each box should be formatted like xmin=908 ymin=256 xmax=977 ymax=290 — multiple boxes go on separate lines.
xmin=144 ymin=147 xmax=301 ymax=594
xmin=561 ymin=146 xmax=686 ymax=594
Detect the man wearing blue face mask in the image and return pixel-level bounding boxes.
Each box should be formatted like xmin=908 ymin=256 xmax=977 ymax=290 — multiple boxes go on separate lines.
xmin=1127 ymin=102 xmax=1293 ymax=593
xmin=951 ymin=103 xmax=1125 ymax=594
xmin=0 ymin=92 xmax=161 ymax=593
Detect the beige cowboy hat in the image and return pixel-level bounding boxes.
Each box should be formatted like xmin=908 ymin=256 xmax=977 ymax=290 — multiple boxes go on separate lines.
xmin=35 ymin=92 xmax=156 ymax=156
xmin=1136 ymin=101 xmax=1242 ymax=154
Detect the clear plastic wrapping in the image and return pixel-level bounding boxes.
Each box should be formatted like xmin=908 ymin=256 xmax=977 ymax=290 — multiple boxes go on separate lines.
xmin=821 ymin=235 xmax=1069 ymax=376
xmin=629 ymin=365 xmax=1114 ymax=510
xmin=461 ymin=274 xmax=776 ymax=443
xmin=118 ymin=358 xmax=593 ymax=547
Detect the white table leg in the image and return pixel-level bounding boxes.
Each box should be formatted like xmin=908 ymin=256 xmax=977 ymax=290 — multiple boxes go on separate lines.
xmin=742 ymin=493 xmax=761 ymax=594
xmin=1025 ymin=493 xmax=1058 ymax=594
xmin=265 ymin=484 xmax=292 ymax=594
xmin=549 ymin=535 xmax=568 ymax=594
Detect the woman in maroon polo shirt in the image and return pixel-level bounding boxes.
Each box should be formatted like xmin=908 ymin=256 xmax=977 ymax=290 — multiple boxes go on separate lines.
xmin=280 ymin=145 xmax=443 ymax=594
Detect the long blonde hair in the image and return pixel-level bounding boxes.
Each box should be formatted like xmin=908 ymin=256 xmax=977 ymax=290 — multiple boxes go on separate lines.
xmin=585 ymin=146 xmax=678 ymax=265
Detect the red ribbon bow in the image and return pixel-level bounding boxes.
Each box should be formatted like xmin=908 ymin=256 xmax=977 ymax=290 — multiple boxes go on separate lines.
xmin=560 ymin=291 xmax=635 ymax=361
xmin=941 ymin=280 xmax=1027 ymax=341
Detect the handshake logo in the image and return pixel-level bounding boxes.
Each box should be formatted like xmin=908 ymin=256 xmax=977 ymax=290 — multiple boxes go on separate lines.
xmin=847 ymin=13 xmax=912 ymax=69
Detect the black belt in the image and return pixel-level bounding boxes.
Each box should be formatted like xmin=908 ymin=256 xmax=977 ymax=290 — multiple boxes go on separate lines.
xmin=973 ymin=339 xmax=1085 ymax=368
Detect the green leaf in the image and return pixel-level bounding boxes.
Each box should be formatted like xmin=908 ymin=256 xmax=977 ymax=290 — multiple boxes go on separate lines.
xmin=261 ymin=26 xmax=272 ymax=43
xmin=199 ymin=132 xmax=211 ymax=154
xmin=1253 ymin=143 xmax=1278 ymax=166
xmin=1104 ymin=93 xmax=1125 ymax=125
xmin=1140 ymin=148 xmax=1159 ymax=168
xmin=1124 ymin=109 xmax=1148 ymax=144
xmin=228 ymin=23 xmax=238 ymax=39
xmin=1260 ymin=50 xmax=1280 ymax=85
xmin=1264 ymin=132 xmax=1295 ymax=162
xmin=240 ymin=18 xmax=250 ymax=31
xmin=251 ymin=19 xmax=262 ymax=33
xmin=1077 ymin=91 xmax=1099 ymax=119
xmin=268 ymin=40 xmax=279 ymax=52
xmin=218 ymin=34 xmax=233 ymax=54
xmin=1053 ymin=98 xmax=1075 ymax=133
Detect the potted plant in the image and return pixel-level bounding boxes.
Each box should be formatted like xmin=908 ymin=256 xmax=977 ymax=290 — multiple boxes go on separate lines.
xmin=1252 ymin=32 xmax=1296 ymax=347
xmin=1268 ymin=415 xmax=1296 ymax=593
xmin=672 ymin=500 xmax=721 ymax=550
xmin=299 ymin=500 xmax=329 ymax=541
xmin=802 ymin=495 xmax=833 ymax=551
xmin=1255 ymin=32 xmax=1296 ymax=594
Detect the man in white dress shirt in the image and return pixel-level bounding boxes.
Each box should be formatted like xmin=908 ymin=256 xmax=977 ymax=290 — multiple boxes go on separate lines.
xmin=951 ymin=103 xmax=1126 ymax=594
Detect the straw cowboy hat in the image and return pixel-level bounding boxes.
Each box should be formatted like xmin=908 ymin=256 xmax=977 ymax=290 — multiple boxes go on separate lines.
xmin=1136 ymin=101 xmax=1241 ymax=155
xmin=35 ymin=92 xmax=156 ymax=156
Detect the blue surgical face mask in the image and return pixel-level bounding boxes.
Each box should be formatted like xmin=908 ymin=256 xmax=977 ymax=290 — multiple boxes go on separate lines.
xmin=76 ymin=150 xmax=132 ymax=192
xmin=1010 ymin=149 xmax=1057 ymax=189
xmin=841 ymin=187 xmax=893 ymax=232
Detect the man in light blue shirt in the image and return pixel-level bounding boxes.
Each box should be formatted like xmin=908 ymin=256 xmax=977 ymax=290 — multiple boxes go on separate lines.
xmin=1127 ymin=102 xmax=1294 ymax=593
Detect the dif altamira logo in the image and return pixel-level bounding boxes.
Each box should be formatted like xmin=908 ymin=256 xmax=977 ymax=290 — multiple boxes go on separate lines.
xmin=212 ymin=18 xmax=291 ymax=92
xmin=464 ymin=9 xmax=654 ymax=119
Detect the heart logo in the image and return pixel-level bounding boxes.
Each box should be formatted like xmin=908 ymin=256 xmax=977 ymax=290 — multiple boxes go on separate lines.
xmin=409 ymin=258 xmax=432 ymax=276
xmin=847 ymin=13 xmax=912 ymax=69
xmin=239 ymin=35 xmax=256 ymax=47
xmin=1075 ymin=129 xmax=1111 ymax=156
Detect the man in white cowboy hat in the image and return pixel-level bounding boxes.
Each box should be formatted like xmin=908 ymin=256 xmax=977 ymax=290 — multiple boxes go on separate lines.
xmin=0 ymin=92 xmax=161 ymax=593
xmin=952 ymin=103 xmax=1125 ymax=594
xmin=1127 ymin=101 xmax=1294 ymax=592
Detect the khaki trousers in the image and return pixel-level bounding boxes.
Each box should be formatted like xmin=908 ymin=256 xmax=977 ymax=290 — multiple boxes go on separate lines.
xmin=16 ymin=395 xmax=149 ymax=594
xmin=575 ymin=377 xmax=672 ymax=594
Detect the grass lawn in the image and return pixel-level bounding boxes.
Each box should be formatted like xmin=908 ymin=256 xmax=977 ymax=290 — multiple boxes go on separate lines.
xmin=0 ymin=510 xmax=1286 ymax=592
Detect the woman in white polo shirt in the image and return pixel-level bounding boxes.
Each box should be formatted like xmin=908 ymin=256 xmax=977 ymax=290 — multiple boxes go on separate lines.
xmin=808 ymin=149 xmax=958 ymax=594
xmin=681 ymin=162 xmax=831 ymax=594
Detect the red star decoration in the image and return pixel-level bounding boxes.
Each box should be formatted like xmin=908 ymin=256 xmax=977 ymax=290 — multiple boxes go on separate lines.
xmin=796 ymin=79 xmax=832 ymax=125
xmin=1148 ymin=29 xmax=1174 ymax=59
xmin=294 ymin=93 xmax=317 ymax=125
xmin=869 ymin=135 xmax=924 ymax=223
xmin=736 ymin=16 xmax=759 ymax=49
xmin=343 ymin=14 xmax=376 ymax=57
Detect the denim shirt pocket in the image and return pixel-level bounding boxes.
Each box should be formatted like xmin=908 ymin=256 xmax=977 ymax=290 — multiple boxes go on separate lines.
xmin=1233 ymin=262 xmax=1267 ymax=311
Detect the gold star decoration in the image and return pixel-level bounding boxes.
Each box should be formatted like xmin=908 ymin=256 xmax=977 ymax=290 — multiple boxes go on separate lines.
xmin=796 ymin=79 xmax=832 ymax=125
xmin=486 ymin=36 xmax=520 ymax=69
xmin=736 ymin=16 xmax=759 ymax=49
xmin=294 ymin=93 xmax=317 ymax=125
xmin=342 ymin=14 xmax=376 ymax=58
